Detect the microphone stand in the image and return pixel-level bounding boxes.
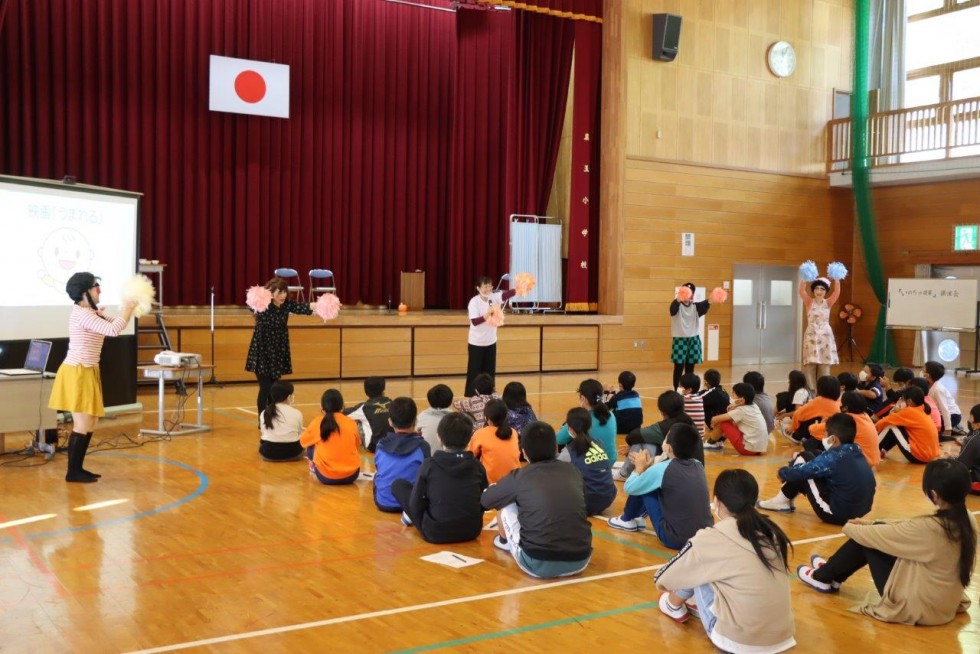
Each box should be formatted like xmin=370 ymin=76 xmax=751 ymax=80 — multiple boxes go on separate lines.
xmin=207 ymin=285 xmax=222 ymax=386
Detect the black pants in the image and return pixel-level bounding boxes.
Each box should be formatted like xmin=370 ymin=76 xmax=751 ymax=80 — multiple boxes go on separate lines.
xmin=672 ymin=363 xmax=695 ymax=391
xmin=465 ymin=343 xmax=496 ymax=397
xmin=812 ymin=538 xmax=897 ymax=595
xmin=879 ymin=426 xmax=926 ymax=463
xmin=391 ymin=478 xmax=416 ymax=517
xmin=256 ymin=374 xmax=278 ymax=415
xmin=780 ymin=451 xmax=844 ymax=525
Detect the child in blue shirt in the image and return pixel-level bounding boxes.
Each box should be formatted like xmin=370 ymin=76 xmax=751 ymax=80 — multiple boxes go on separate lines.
xmin=603 ymin=370 xmax=643 ymax=435
xmin=374 ymin=397 xmax=431 ymax=512
xmin=557 ymin=378 xmax=618 ymax=463
xmin=608 ymin=424 xmax=712 ymax=549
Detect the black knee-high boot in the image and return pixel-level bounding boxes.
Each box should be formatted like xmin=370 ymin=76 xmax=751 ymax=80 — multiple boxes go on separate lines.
xmin=65 ymin=432 xmax=97 ymax=483
xmin=81 ymin=432 xmax=101 ymax=478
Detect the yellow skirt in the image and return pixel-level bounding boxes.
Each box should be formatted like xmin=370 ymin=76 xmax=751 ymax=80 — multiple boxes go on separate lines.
xmin=48 ymin=363 xmax=105 ymax=417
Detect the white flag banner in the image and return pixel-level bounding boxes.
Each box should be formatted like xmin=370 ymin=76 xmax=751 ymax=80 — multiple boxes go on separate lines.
xmin=209 ymin=55 xmax=289 ymax=118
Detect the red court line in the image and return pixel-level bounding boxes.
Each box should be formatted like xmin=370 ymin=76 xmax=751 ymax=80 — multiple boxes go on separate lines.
xmin=0 ymin=513 xmax=69 ymax=599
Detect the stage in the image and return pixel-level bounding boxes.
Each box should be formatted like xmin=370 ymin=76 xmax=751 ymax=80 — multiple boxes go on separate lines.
xmin=150 ymin=307 xmax=624 ymax=382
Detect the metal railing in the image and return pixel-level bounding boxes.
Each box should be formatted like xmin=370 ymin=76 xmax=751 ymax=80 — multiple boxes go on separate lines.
xmin=827 ymin=95 xmax=980 ymax=172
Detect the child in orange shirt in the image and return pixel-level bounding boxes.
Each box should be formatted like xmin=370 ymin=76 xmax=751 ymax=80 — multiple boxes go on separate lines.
xmin=300 ymin=389 xmax=362 ymax=485
xmin=467 ymin=399 xmax=521 ymax=483
xmin=788 ymin=375 xmax=841 ymax=450
xmin=876 ymin=386 xmax=940 ymax=464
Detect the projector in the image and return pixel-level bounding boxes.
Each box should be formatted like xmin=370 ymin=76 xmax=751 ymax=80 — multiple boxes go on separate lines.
xmin=154 ymin=351 xmax=202 ymax=367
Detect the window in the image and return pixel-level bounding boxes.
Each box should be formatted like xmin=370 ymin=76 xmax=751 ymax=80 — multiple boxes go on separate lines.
xmin=905 ymin=76 xmax=941 ymax=106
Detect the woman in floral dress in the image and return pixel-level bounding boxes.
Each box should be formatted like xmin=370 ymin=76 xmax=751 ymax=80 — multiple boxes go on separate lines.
xmin=799 ymin=276 xmax=840 ymax=390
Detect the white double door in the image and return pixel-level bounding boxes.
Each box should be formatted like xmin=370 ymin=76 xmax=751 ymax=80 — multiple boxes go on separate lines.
xmin=731 ymin=264 xmax=800 ymax=365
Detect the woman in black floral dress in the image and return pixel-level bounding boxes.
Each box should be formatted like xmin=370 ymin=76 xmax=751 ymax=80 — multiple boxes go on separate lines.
xmin=245 ymin=278 xmax=313 ymax=413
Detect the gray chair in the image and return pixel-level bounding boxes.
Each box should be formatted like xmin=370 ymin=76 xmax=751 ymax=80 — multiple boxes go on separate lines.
xmin=274 ymin=267 xmax=305 ymax=302
xmin=309 ymin=269 xmax=337 ymax=300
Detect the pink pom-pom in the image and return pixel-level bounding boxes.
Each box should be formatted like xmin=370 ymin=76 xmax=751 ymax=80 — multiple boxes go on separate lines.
xmin=314 ymin=293 xmax=342 ymax=322
xmin=676 ymin=286 xmax=693 ymax=302
xmin=486 ymin=304 xmax=505 ymax=327
xmin=514 ymin=272 xmax=537 ymax=297
xmin=246 ymin=285 xmax=272 ymax=313
xmin=709 ymin=287 xmax=728 ymax=303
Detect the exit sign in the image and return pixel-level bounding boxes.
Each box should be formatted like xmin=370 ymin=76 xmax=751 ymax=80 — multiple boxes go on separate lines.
xmin=954 ymin=225 xmax=978 ymax=251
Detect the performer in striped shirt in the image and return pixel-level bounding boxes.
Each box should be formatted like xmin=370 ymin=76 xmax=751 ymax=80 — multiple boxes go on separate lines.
xmin=49 ymin=272 xmax=135 ymax=483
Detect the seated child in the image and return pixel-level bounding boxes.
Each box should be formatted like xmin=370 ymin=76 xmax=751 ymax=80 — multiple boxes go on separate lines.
xmin=856 ymin=362 xmax=887 ymax=415
xmin=678 ymin=373 xmax=706 ymax=436
xmin=259 ymin=381 xmax=305 ymax=462
xmin=619 ymin=391 xmax=698 ymax=480
xmin=417 ymin=383 xmax=454 ymax=455
xmin=743 ymin=371 xmax=775 ymax=434
xmin=344 ymin=376 xmax=392 ymax=452
xmin=758 ymin=413 xmax=876 ymax=524
xmin=467 ymin=399 xmax=521 ymax=484
xmin=374 ymin=397 xmax=431 ymax=512
xmin=810 ymin=392 xmax=880 ymax=468
xmin=775 ymin=370 xmax=811 ymax=416
xmin=703 ymin=383 xmax=768 ymax=456
xmin=876 ymin=386 xmax=940 ymax=464
xmin=392 ymin=413 xmax=488 ymax=543
xmin=698 ymin=368 xmax=730 ymax=427
xmin=557 ymin=408 xmax=617 ymax=516
xmin=603 ymin=370 xmax=644 ymax=435
xmin=300 ymin=389 xmax=361 ymax=485
xmin=908 ymin=376 xmax=943 ymax=434
xmin=655 ymin=469 xmax=796 ymax=653
xmin=481 ymin=421 xmax=592 ymax=579
xmin=788 ymin=375 xmax=841 ymax=449
xmin=557 ymin=378 xmax=618 ymax=463
xmin=798 ymin=459 xmax=976 ymax=627
xmin=502 ymin=381 xmax=538 ymax=436
xmin=837 ymin=371 xmax=859 ymax=393
xmin=608 ymin=424 xmax=712 ymax=550
xmin=924 ymin=361 xmax=964 ymax=435
xmin=955 ymin=403 xmax=980 ymax=494
xmin=452 ymin=373 xmax=500 ymax=429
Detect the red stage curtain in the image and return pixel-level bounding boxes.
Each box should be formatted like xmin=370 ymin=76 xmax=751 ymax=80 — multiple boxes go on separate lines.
xmin=456 ymin=0 xmax=602 ymax=22
xmin=0 ymin=0 xmax=455 ymax=306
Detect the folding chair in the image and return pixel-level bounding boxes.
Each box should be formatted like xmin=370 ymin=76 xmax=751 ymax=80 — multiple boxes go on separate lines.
xmin=274 ymin=268 xmax=305 ymax=302
xmin=309 ymin=269 xmax=337 ymax=300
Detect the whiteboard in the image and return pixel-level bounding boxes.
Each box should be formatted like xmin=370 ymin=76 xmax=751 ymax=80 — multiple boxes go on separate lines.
xmin=886 ymin=278 xmax=978 ymax=331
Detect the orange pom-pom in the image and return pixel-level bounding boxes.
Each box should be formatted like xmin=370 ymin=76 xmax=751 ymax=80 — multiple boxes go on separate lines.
xmin=486 ymin=304 xmax=505 ymax=327
xmin=515 ymin=272 xmax=537 ymax=297
xmin=676 ymin=286 xmax=693 ymax=302
xmin=709 ymin=287 xmax=728 ymax=303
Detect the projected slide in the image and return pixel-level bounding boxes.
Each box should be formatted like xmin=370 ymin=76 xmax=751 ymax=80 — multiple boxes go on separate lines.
xmin=0 ymin=178 xmax=139 ymax=340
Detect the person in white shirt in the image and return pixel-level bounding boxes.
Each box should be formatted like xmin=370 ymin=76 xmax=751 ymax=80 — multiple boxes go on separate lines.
xmin=924 ymin=361 xmax=963 ymax=435
xmin=259 ymin=381 xmax=305 ymax=461
xmin=417 ymin=383 xmax=455 ymax=454
xmin=464 ymin=276 xmax=515 ymax=397
xmin=703 ymin=383 xmax=769 ymax=456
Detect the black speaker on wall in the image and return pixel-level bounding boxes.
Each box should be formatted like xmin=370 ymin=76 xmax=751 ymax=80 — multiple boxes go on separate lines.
xmin=652 ymin=13 xmax=682 ymax=61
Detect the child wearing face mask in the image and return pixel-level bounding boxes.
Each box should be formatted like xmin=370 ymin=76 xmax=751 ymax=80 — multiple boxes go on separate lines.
xmin=954 ymin=403 xmax=980 ymax=494
xmin=464 ymin=275 xmax=516 ymax=397
xmin=758 ymin=413 xmax=876 ymax=524
xmin=877 ymin=367 xmax=914 ymax=418
xmin=703 ymin=383 xmax=768 ymax=456
xmin=655 ymin=469 xmax=796 ymax=653
xmin=856 ymin=362 xmax=887 ymax=414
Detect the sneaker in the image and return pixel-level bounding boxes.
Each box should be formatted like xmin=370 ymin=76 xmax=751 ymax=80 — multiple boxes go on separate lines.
xmin=797 ymin=565 xmax=835 ymax=593
xmin=613 ymin=468 xmax=630 ymax=482
xmin=703 ymin=440 xmax=724 ymax=451
xmin=757 ymin=496 xmax=795 ymax=513
xmin=493 ymin=535 xmax=511 ymax=552
xmin=400 ymin=511 xmax=413 ymax=527
xmin=684 ymin=601 xmax=700 ymax=619
xmin=608 ymin=515 xmax=644 ymax=532
xmin=809 ymin=554 xmax=841 ymax=591
xmin=658 ymin=592 xmax=690 ymax=623
xmin=782 ymin=430 xmax=802 ymax=445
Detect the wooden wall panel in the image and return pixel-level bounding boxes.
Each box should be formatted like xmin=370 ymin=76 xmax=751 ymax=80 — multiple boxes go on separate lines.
xmin=341 ymin=328 xmax=412 ymax=378
xmin=498 ymin=327 xmax=543 ymax=374
xmin=625 ymin=0 xmax=853 ymax=175
xmin=414 ymin=327 xmax=468 ymax=376
xmin=179 ymin=328 xmax=255 ymax=383
xmin=850 ymin=178 xmax=980 ymax=366
xmin=543 ymin=326 xmax=599 ymax=372
xmin=604 ymin=158 xmax=853 ymax=369
xmin=289 ymin=329 xmax=341 ymax=379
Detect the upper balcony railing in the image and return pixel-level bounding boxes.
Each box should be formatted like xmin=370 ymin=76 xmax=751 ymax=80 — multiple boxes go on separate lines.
xmin=827 ymin=96 xmax=980 ymax=173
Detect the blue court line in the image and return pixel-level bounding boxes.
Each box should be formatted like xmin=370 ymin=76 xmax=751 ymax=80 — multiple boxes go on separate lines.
xmin=0 ymin=453 xmax=209 ymax=543
xmin=592 ymin=530 xmax=674 ymax=559
xmin=391 ymin=600 xmax=659 ymax=653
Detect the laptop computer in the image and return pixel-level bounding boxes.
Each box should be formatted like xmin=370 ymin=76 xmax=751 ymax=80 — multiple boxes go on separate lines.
xmin=0 ymin=339 xmax=53 ymax=376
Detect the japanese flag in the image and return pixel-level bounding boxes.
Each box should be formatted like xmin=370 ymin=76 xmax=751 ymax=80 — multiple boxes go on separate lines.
xmin=209 ymin=55 xmax=290 ymax=119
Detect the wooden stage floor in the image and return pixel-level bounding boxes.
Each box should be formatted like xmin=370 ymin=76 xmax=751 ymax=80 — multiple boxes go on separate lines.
xmin=2 ymin=363 xmax=979 ymax=653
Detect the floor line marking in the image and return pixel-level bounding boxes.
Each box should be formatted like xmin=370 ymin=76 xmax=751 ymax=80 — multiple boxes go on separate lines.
xmin=123 ymin=564 xmax=665 ymax=654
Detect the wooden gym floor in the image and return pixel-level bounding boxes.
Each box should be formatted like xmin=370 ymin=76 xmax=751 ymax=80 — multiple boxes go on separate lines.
xmin=2 ymin=363 xmax=978 ymax=653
